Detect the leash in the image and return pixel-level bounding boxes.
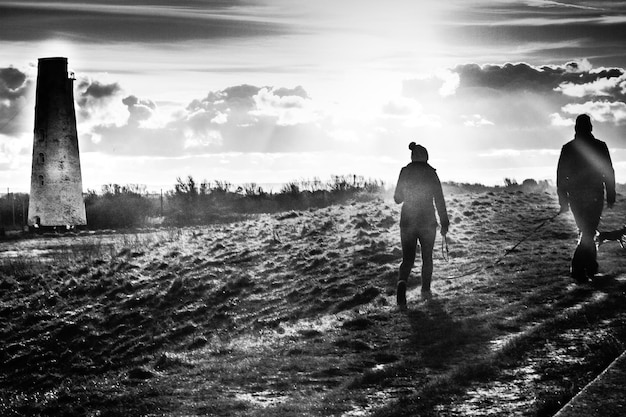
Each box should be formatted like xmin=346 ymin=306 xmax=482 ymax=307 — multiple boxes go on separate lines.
xmin=443 ymin=210 xmax=561 ymax=279
xmin=441 ymin=234 xmax=450 ymax=262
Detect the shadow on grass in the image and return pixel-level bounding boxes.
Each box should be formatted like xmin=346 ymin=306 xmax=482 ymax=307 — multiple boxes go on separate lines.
xmin=370 ymin=275 xmax=626 ymax=417
xmin=406 ymin=299 xmax=491 ymax=368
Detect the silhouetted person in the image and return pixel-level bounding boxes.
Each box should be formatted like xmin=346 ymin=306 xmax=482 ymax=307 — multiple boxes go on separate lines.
xmin=394 ymin=142 xmax=449 ymax=306
xmin=557 ymin=114 xmax=615 ymax=283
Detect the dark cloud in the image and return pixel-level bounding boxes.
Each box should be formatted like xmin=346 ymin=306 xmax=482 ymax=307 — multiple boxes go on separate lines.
xmin=0 ymin=1 xmax=291 ymax=43
xmin=444 ymin=62 xmax=626 ymax=123
xmin=76 ymin=79 xmax=122 ymax=120
xmin=78 ymin=79 xmax=122 ymax=99
xmin=188 ymin=85 xmax=260 ymax=111
xmin=402 ymin=62 xmax=625 ymax=105
xmin=451 ymin=62 xmax=623 ymax=93
xmin=273 ymin=86 xmax=309 ymax=99
xmin=400 ymin=61 xmax=626 ymax=140
xmin=437 ymin=2 xmax=626 ymax=67
xmin=122 ymin=95 xmax=156 ymax=125
xmin=0 ymin=67 xmax=27 ymax=93
xmin=0 ymin=66 xmax=32 ymax=135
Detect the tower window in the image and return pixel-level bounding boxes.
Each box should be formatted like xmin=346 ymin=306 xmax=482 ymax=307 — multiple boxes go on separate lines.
xmin=38 ymin=153 xmax=45 ymax=164
xmin=38 ymin=175 xmax=44 ymax=186
xmin=37 ymin=129 xmax=46 ymax=142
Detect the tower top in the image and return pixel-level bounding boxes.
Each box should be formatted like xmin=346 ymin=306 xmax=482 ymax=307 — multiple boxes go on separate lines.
xmin=37 ymin=57 xmax=70 ymax=81
xmin=38 ymin=57 xmax=68 ymax=66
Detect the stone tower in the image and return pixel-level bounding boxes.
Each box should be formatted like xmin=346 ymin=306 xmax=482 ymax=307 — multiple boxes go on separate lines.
xmin=28 ymin=57 xmax=87 ymax=229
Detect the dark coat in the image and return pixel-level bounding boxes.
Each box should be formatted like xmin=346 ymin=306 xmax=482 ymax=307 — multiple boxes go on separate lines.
xmin=394 ymin=161 xmax=449 ymax=229
xmin=557 ymin=133 xmax=615 ymax=209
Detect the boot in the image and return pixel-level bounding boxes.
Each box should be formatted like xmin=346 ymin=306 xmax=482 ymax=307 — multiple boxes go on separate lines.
xmin=397 ymin=281 xmax=407 ymax=307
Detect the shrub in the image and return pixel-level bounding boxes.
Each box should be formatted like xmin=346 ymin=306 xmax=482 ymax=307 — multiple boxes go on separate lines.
xmin=85 ymin=184 xmax=156 ymax=229
xmin=0 ymin=192 xmax=28 ymax=229
xmin=162 ymin=174 xmax=387 ymax=226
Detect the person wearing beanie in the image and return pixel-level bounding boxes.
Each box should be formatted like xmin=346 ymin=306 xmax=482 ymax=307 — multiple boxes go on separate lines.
xmin=557 ymin=114 xmax=616 ymax=283
xmin=394 ymin=142 xmax=449 ymax=306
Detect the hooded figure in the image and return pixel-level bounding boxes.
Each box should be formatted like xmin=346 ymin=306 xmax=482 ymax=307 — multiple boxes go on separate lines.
xmin=557 ymin=114 xmax=616 ymax=282
xmin=394 ymin=142 xmax=449 ymax=306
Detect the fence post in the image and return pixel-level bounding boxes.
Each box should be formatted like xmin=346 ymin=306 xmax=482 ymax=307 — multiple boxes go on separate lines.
xmin=11 ymin=189 xmax=16 ymax=227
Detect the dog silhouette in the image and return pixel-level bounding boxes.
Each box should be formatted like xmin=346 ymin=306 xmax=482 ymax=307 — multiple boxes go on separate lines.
xmin=596 ymin=225 xmax=626 ymax=248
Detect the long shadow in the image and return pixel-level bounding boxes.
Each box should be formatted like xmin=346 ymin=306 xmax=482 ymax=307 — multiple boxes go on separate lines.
xmin=404 ymin=298 xmax=490 ymax=369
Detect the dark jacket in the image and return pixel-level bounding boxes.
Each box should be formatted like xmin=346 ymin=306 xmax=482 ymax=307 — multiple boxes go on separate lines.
xmin=394 ymin=161 xmax=449 ymax=229
xmin=557 ymin=133 xmax=615 ymax=208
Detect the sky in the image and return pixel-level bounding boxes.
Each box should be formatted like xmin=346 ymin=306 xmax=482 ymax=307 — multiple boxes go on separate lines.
xmin=1 ymin=0 xmax=626 ymax=193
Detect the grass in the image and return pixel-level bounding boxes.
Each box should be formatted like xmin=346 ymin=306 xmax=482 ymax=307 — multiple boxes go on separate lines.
xmin=366 ymin=276 xmax=626 ymax=416
xmin=2 ymin=190 xmax=626 ymax=416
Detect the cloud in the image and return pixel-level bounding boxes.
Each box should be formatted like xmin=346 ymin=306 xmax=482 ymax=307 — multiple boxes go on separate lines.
xmin=76 ymin=78 xmax=123 ymax=121
xmin=122 ymin=95 xmax=156 ymax=126
xmin=0 ymin=65 xmax=31 ymax=173
xmin=0 ymin=67 xmax=28 ymax=97
xmin=556 ymin=73 xmax=626 ymax=100
xmin=445 ymin=60 xmax=626 ymax=102
xmin=6 ymin=57 xmax=623 ymax=190
xmin=439 ymin=71 xmax=461 ymax=97
xmin=523 ymin=0 xmax=602 ymax=11
xmin=380 ymin=97 xmax=442 ymax=128
xmin=75 ymin=78 xmax=130 ymax=132
xmin=382 ymin=97 xmax=421 ymax=116
xmin=273 ymin=86 xmax=309 ymax=99
xmin=186 ymin=84 xmax=321 ymax=129
xmin=402 ymin=61 xmax=622 ymax=103
xmin=80 ymin=79 xmax=121 ymax=99
xmin=187 ymin=84 xmax=260 ymax=121
xmin=549 ymin=112 xmax=574 ymax=127
xmin=402 ymin=71 xmax=461 ymax=99
xmin=561 ymin=101 xmax=626 ymax=125
xmin=0 ymin=66 xmax=32 ymax=136
xmin=450 ymin=61 xmax=600 ymax=93
xmin=73 ymin=60 xmax=625 ymax=173
xmin=403 ymin=61 xmax=626 ymax=137
xmin=183 ymin=85 xmax=262 ymax=140
xmin=463 ymin=114 xmax=494 ymax=127
xmin=0 ymin=1 xmax=292 ymax=43
xmin=252 ymin=87 xmax=318 ymax=126
xmin=82 ymin=83 xmax=332 ymax=156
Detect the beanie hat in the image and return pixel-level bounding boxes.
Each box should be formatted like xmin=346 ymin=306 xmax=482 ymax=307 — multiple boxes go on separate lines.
xmin=409 ymin=142 xmax=429 ymax=162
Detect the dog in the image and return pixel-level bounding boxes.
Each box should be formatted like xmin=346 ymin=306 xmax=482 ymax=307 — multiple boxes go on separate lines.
xmin=596 ymin=225 xmax=626 ymax=248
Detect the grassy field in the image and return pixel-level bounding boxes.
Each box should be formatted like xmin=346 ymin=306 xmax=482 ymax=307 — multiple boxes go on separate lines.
xmin=1 ymin=188 xmax=626 ymax=416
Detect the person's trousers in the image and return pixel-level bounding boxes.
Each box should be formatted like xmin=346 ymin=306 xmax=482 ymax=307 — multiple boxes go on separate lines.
xmin=398 ymin=224 xmax=437 ymax=291
xmin=569 ymin=192 xmax=604 ymax=279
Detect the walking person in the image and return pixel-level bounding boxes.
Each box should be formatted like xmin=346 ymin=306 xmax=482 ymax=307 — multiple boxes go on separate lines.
xmin=557 ymin=114 xmax=616 ymax=283
xmin=395 ymin=142 xmax=449 ymax=307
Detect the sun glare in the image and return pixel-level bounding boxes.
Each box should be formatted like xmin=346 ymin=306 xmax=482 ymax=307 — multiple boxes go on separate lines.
xmin=34 ymin=39 xmax=80 ymax=62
